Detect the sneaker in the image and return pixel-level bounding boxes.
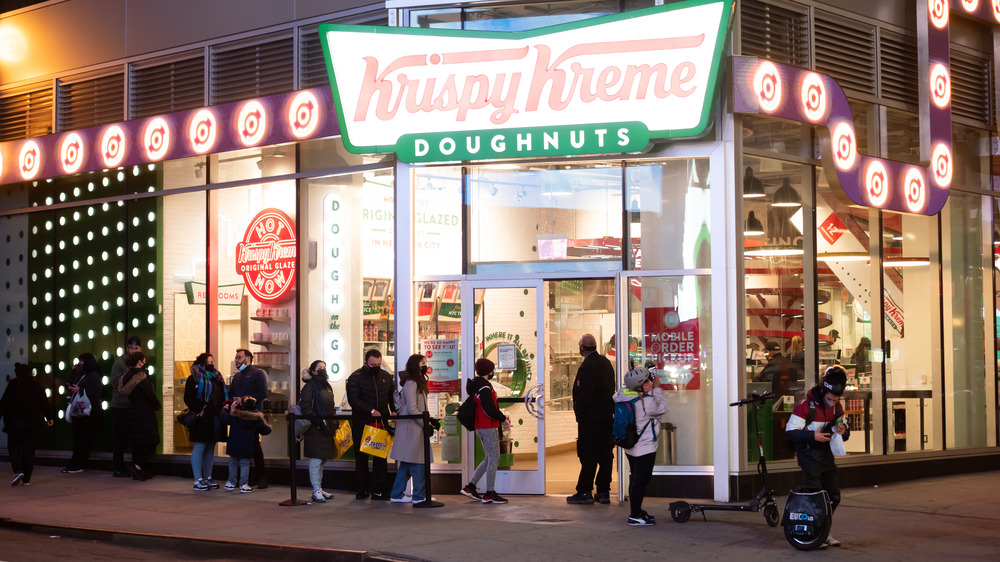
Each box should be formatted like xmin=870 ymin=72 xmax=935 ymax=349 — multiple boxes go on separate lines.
xmin=193 ymin=479 xmax=210 ymax=491
xmin=62 ymin=468 xmax=84 ymax=474
xmin=627 ymin=514 xmax=655 ymax=526
xmin=239 ymin=484 xmax=253 ymax=493
xmin=596 ymin=492 xmax=611 ymax=504
xmin=390 ymin=496 xmax=412 ymax=503
xmin=370 ymin=492 xmax=390 ymax=501
xmin=639 ymin=510 xmax=656 ymax=523
xmin=482 ymin=491 xmax=508 ymax=504
xmin=320 ymin=490 xmax=334 ymax=499
xmin=225 ymin=481 xmax=237 ymax=491
xmin=355 ymin=490 xmax=370 ymax=500
xmin=566 ymin=492 xmax=595 ymax=505
xmin=206 ymin=479 xmax=220 ymax=490
xmin=825 ymin=535 xmax=841 ymax=547
xmin=311 ymin=490 xmax=327 ymax=503
xmin=11 ymin=473 xmax=24 ymax=486
xmin=460 ymin=484 xmax=482 ymax=501
xmin=412 ymin=497 xmax=437 ymax=503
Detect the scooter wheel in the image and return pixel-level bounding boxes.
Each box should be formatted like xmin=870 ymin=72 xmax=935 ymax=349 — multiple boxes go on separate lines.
xmin=669 ymin=501 xmax=692 ymax=523
xmin=784 ymin=516 xmax=831 ymax=551
xmin=764 ymin=504 xmax=780 ymax=527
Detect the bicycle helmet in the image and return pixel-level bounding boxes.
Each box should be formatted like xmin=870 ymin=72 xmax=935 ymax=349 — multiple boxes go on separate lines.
xmin=624 ymin=366 xmax=652 ymax=391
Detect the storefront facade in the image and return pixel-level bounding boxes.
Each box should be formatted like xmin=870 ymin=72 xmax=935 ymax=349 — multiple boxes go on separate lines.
xmin=0 ymin=0 xmax=997 ymax=501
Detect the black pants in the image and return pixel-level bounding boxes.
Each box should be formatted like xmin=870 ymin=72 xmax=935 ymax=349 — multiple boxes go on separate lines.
xmin=111 ymin=407 xmax=130 ymax=472
xmin=252 ymin=439 xmax=266 ymax=484
xmin=69 ymin=414 xmax=100 ymax=469
xmin=8 ymin=427 xmax=39 ymax=482
xmin=352 ymin=420 xmax=387 ymax=494
xmin=132 ymin=443 xmax=154 ymax=469
xmin=801 ymin=462 xmax=841 ymax=511
xmin=575 ymin=428 xmax=613 ymax=495
xmin=626 ymin=452 xmax=656 ymax=517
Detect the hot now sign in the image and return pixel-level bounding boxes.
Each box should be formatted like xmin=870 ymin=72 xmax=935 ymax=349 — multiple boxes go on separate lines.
xmin=319 ymin=0 xmax=732 ymax=163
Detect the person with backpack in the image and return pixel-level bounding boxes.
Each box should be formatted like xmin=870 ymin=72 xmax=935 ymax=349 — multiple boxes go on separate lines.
xmin=786 ymin=366 xmax=851 ymax=548
xmin=614 ymin=366 xmax=667 ymax=526
xmin=459 ymin=358 xmax=509 ymax=504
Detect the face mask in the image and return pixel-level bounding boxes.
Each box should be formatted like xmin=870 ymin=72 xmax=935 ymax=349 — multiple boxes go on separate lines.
xmin=206 ymin=364 xmax=215 ymax=372
xmin=487 ymin=372 xmax=494 ymax=380
xmin=316 ymin=369 xmax=328 ymax=379
xmin=238 ymin=363 xmax=247 ymax=372
xmin=420 ymin=365 xmax=428 ymax=375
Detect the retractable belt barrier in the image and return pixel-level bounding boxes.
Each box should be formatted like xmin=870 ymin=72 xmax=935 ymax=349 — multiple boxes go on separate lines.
xmin=281 ymin=411 xmax=443 ymax=508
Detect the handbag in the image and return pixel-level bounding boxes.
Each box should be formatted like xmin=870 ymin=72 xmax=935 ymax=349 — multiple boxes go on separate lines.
xmin=66 ymin=389 xmax=92 ymax=421
xmin=176 ymin=408 xmax=198 ymax=429
xmin=333 ymin=419 xmax=353 ymax=458
xmin=289 ymin=403 xmax=311 ymax=442
xmin=358 ymin=422 xmax=392 ymax=459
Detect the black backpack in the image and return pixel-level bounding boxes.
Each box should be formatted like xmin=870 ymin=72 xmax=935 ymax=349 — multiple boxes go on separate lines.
xmin=457 ymin=393 xmax=477 ymax=431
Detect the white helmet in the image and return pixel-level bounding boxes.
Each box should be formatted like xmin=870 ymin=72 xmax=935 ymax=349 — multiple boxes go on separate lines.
xmin=624 ymin=366 xmax=651 ymax=391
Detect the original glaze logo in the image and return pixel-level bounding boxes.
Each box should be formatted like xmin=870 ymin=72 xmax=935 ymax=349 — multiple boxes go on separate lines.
xmin=236 ymin=208 xmax=297 ymax=303
xmin=320 ymin=1 xmax=732 ymax=162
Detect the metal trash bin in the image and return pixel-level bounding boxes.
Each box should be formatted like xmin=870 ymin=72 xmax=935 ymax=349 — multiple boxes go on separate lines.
xmin=655 ymin=422 xmax=676 ymax=465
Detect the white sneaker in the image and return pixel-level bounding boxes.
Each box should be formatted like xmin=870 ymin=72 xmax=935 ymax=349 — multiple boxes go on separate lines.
xmin=224 ymin=481 xmax=237 ymax=491
xmin=411 ymin=497 xmax=437 ymax=502
xmin=825 ymin=535 xmax=841 ymax=547
xmin=193 ymin=479 xmax=210 ymax=491
xmin=312 ymin=490 xmax=326 ymax=503
xmin=320 ymin=490 xmax=334 ymax=499
xmin=390 ymin=496 xmax=412 ymax=503
xmin=239 ymin=484 xmax=253 ymax=493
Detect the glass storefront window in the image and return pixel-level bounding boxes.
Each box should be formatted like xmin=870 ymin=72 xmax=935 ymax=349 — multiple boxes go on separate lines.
xmin=466 ymin=163 xmax=623 ymax=274
xmin=626 ymin=158 xmax=711 ymax=270
xmin=413 ymin=166 xmax=462 ymax=277
xmin=741 ymin=115 xmax=814 ymax=161
xmin=885 ymin=108 xmax=921 ymax=165
xmin=626 ymin=274 xmax=712 ymax=466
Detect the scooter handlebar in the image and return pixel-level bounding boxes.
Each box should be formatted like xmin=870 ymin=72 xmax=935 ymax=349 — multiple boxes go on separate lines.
xmin=729 ymin=391 xmax=773 ymax=407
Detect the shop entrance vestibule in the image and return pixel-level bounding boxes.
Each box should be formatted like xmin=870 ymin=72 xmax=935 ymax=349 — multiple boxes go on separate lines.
xmin=461 ymin=277 xmax=618 ymax=496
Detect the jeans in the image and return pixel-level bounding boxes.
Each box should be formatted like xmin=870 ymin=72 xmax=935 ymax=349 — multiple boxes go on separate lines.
xmin=308 ymin=457 xmax=326 ymax=493
xmin=470 ymin=427 xmax=500 ymax=492
xmin=191 ymin=442 xmax=216 ymax=481
xmin=229 ymin=456 xmax=251 ymax=486
xmin=391 ymin=461 xmax=426 ymax=501
xmin=626 ymin=452 xmax=656 ymax=517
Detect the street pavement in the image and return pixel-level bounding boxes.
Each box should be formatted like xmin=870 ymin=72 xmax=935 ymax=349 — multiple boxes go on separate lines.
xmin=1 ymin=463 xmax=998 ymax=561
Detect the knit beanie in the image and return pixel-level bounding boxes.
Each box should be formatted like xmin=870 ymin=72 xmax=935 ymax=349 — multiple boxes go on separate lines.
xmin=475 ymin=358 xmax=495 ymax=377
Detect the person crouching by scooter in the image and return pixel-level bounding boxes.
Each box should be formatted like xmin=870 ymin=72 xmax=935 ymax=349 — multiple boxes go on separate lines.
xmin=785 ymin=366 xmax=850 ymax=548
xmin=614 ymin=366 xmax=667 ymax=526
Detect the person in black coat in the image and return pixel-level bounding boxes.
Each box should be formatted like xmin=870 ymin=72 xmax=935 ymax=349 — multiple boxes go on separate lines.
xmin=567 ymin=333 xmax=616 ymax=505
xmin=63 ymin=352 xmax=103 ymax=473
xmin=117 ymin=352 xmax=160 ymax=481
xmin=230 ymin=348 xmax=269 ymax=488
xmin=1 ymin=363 xmax=55 ymax=486
xmin=345 ymin=348 xmax=397 ymax=500
xmin=300 ymin=360 xmax=337 ymax=502
xmin=219 ymin=396 xmax=271 ymax=493
xmin=184 ymin=353 xmax=228 ymax=491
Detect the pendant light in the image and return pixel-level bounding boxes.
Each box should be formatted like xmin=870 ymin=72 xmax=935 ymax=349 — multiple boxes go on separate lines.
xmin=744 ymin=210 xmax=764 ymax=236
xmin=772 ymin=177 xmax=801 ymax=207
xmin=743 ymin=167 xmax=764 ymax=198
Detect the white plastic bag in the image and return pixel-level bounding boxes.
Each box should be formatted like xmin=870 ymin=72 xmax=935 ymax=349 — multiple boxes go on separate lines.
xmin=830 ymin=429 xmax=846 ymax=456
xmin=66 ymin=389 xmax=92 ymax=420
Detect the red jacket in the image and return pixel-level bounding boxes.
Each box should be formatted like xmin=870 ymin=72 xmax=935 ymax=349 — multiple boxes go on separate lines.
xmin=467 ymin=377 xmax=504 ymax=429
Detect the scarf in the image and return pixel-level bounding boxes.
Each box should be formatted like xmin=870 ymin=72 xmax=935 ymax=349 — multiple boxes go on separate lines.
xmin=194 ymin=365 xmax=227 ymax=404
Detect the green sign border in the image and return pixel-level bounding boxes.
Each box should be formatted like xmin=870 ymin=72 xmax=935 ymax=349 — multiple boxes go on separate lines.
xmin=319 ymin=0 xmax=733 ymax=162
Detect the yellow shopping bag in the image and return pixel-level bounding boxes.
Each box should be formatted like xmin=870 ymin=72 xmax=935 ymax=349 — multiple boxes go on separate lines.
xmin=359 ymin=423 xmax=392 ymax=459
xmin=333 ymin=420 xmax=353 ymax=459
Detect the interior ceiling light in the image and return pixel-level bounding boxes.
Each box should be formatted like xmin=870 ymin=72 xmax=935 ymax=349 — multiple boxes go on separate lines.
xmin=883 ymin=257 xmax=930 ymax=267
xmin=744 ymin=245 xmax=804 ymax=257
xmin=743 ymin=167 xmax=765 ymax=198
xmin=772 ymin=177 xmax=801 ymax=207
xmin=817 ymin=251 xmax=869 ymax=262
xmin=744 ymin=210 xmax=764 ymax=236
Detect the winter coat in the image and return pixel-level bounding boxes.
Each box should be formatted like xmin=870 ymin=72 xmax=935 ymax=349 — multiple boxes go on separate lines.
xmin=109 ymin=355 xmax=131 ymax=409
xmin=467 ymin=376 xmax=504 ymax=430
xmin=786 ymin=386 xmax=851 ymax=470
xmin=572 ymin=351 xmax=615 ymax=431
xmin=230 ymin=364 xmax=268 ymax=403
xmin=613 ymin=387 xmax=668 ymax=458
xmin=0 ymin=373 xmax=53 ymax=433
xmin=118 ymin=368 xmax=161 ymax=447
xmin=346 ymin=365 xmax=396 ymax=425
xmin=300 ymin=370 xmax=338 ymax=460
xmin=220 ymin=407 xmax=271 ymax=458
xmin=183 ymin=364 xmax=228 ymax=443
xmin=390 ymin=379 xmax=433 ymax=464
xmin=68 ymin=367 xmax=103 ymax=416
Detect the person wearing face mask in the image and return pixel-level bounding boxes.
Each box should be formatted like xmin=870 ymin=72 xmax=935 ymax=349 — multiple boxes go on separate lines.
xmin=230 ymin=348 xmax=269 ymax=488
xmin=346 ymin=348 xmax=396 ymax=500
xmin=459 ymin=358 xmax=509 ymax=504
xmin=62 ymin=352 xmax=103 ymax=474
xmin=185 ymin=353 xmax=228 ymax=491
xmin=118 ymin=352 xmax=160 ymax=480
xmin=390 ymin=354 xmax=434 ymax=503
xmin=567 ymin=333 xmax=616 ymax=505
xmin=786 ymin=366 xmax=851 ymax=548
xmin=300 ymin=360 xmax=337 ymax=503
xmin=109 ymin=336 xmax=142 ymax=478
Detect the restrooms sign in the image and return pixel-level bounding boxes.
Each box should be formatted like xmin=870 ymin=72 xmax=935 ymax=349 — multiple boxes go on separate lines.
xmin=319 ymin=0 xmax=732 ymax=163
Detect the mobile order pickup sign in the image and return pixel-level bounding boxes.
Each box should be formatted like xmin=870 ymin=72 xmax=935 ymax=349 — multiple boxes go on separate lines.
xmin=319 ymin=0 xmax=732 ymax=163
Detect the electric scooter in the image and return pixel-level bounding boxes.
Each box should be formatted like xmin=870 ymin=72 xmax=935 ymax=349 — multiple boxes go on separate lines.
xmin=669 ymin=391 xmax=779 ymax=527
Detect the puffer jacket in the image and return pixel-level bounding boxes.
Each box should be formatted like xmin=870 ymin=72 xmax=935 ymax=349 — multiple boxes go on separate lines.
xmin=220 ymin=407 xmax=271 ymax=458
xmin=613 ymin=387 xmax=667 ymax=458
xmin=118 ymin=368 xmax=161 ymax=447
xmin=300 ymin=369 xmax=337 ymax=460
xmin=345 ymin=366 xmax=396 ymax=424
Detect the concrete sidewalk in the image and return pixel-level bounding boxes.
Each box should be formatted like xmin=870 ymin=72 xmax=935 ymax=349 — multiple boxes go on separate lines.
xmin=1 ymin=464 xmax=999 ymax=561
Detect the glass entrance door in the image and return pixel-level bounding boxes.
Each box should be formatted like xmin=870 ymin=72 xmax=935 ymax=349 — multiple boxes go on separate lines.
xmin=464 ymin=280 xmax=545 ymax=494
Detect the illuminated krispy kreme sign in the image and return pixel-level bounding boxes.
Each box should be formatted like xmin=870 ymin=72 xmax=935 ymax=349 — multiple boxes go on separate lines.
xmin=319 ymin=0 xmax=732 ymax=163
xmin=236 ymin=208 xmax=297 ymax=303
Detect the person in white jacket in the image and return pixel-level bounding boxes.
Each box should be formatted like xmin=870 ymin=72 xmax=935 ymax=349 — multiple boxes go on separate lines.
xmin=614 ymin=366 xmax=667 ymax=526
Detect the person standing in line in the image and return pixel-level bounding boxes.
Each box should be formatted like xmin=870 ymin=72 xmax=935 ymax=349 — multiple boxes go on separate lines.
xmin=614 ymin=366 xmax=667 ymax=526
xmin=220 ymin=395 xmax=272 ymax=493
xmin=230 ymin=348 xmax=269 ymax=489
xmin=117 ymin=352 xmax=160 ymax=481
xmin=567 ymin=333 xmax=616 ymax=505
xmin=109 ymin=336 xmax=142 ymax=478
xmin=62 ymin=352 xmax=103 ymax=474
xmin=185 ymin=353 xmax=228 ymax=491
xmin=1 ymin=363 xmax=55 ymax=486
xmin=346 ymin=349 xmax=396 ymax=500
xmin=300 ymin=359 xmax=337 ymax=503
xmin=390 ymin=354 xmax=434 ymax=503
xmin=460 ymin=358 xmax=509 ymax=504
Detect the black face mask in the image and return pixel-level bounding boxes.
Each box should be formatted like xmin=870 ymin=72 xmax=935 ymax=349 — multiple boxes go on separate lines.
xmin=365 ymin=364 xmax=378 ymax=374
xmin=420 ymin=365 xmax=428 ymax=375
xmin=316 ymin=369 xmax=328 ymax=379
xmin=487 ymin=372 xmax=494 ymax=380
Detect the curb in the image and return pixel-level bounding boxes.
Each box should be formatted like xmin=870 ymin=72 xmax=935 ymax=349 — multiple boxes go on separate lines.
xmin=0 ymin=517 xmax=425 ymax=561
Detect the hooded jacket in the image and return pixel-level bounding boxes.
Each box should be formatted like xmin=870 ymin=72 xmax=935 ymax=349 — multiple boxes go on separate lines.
xmin=467 ymin=376 xmax=505 ymax=429
xmin=613 ymin=387 xmax=667 ymax=457
xmin=786 ymin=386 xmax=851 ymax=468
xmin=118 ymin=367 xmax=161 ymax=447
xmin=220 ymin=406 xmax=272 ymax=458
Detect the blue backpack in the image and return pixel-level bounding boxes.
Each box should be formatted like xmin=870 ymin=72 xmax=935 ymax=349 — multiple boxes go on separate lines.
xmin=613 ymin=396 xmax=656 ymax=449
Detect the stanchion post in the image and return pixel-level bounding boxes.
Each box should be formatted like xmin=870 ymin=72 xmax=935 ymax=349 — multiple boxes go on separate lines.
xmin=414 ymin=411 xmax=443 ymax=508
xmin=279 ymin=410 xmax=307 ymax=506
